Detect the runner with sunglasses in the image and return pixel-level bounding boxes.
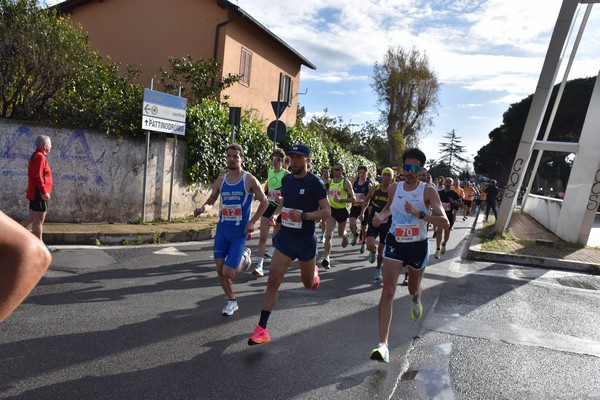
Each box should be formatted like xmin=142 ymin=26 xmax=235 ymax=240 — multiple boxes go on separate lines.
xmin=369 ymin=148 xmax=449 ymax=363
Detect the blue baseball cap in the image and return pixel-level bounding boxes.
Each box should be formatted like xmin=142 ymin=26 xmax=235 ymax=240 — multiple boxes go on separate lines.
xmin=287 ymin=144 xmax=310 ymax=157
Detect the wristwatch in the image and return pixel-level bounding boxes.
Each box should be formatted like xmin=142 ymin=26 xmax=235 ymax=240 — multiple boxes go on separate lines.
xmin=418 ymin=211 xmax=427 ymax=220
xmin=301 ymin=212 xmax=308 ymax=220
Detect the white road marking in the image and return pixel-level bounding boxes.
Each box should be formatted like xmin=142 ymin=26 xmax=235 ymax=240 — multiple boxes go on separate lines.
xmin=153 ymin=246 xmax=188 ymax=256
xmin=423 ymin=312 xmax=600 ymax=358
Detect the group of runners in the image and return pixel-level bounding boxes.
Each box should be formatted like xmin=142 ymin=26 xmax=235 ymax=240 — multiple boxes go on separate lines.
xmin=194 ymin=143 xmax=462 ymax=363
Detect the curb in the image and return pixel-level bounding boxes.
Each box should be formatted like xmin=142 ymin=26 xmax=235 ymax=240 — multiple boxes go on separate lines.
xmin=468 ymin=231 xmax=595 ymax=273
xmin=44 ymin=227 xmax=216 ymax=246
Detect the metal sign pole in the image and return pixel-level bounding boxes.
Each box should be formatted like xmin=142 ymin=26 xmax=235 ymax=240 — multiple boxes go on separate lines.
xmin=167 ymin=86 xmax=182 ymax=222
xmin=273 ymin=79 xmax=282 ymax=153
xmin=142 ymin=79 xmax=153 ymax=223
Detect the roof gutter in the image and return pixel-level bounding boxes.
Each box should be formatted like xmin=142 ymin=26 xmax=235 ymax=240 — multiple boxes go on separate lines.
xmin=216 ymin=0 xmax=316 ymax=70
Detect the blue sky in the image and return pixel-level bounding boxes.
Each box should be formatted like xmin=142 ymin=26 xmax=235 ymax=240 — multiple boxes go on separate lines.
xmin=232 ymin=0 xmax=600 ymax=166
xmin=43 ymin=0 xmax=600 ymax=166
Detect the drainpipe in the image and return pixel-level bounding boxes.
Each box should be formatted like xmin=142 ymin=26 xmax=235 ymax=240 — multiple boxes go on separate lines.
xmin=213 ymin=16 xmax=242 ymax=62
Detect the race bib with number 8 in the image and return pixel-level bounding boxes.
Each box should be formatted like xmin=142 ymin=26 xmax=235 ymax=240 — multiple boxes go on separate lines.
xmin=267 ymin=189 xmax=282 ymax=202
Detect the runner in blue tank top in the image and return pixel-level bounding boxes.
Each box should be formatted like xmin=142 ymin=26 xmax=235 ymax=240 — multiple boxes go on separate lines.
xmin=248 ymin=144 xmax=331 ymax=346
xmin=194 ymin=144 xmax=268 ymax=317
xmin=369 ymin=148 xmax=450 ymax=363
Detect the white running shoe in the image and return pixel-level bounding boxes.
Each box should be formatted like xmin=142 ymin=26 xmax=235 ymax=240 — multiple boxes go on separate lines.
xmin=222 ymin=299 xmax=238 ymax=316
xmin=252 ymin=264 xmax=264 ymax=277
xmin=264 ymin=247 xmax=275 ymax=258
xmin=242 ymin=248 xmax=252 ymax=272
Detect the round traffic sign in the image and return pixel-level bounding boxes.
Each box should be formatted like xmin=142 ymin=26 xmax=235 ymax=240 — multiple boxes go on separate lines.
xmin=267 ymin=120 xmax=287 ymax=142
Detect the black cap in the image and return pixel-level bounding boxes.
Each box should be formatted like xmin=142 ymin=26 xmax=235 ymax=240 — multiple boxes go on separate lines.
xmin=287 ymin=144 xmax=310 ymax=157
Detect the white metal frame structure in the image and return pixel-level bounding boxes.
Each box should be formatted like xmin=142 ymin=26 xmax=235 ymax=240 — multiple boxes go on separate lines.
xmin=496 ymin=0 xmax=600 ymax=246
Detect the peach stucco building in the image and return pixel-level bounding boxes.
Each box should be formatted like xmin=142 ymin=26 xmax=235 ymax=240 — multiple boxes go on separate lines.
xmin=56 ymin=0 xmax=316 ymax=126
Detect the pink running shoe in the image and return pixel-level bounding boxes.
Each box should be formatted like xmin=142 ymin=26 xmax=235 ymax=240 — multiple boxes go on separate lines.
xmin=248 ymin=325 xmax=270 ymax=346
xmin=310 ymin=266 xmax=320 ymax=290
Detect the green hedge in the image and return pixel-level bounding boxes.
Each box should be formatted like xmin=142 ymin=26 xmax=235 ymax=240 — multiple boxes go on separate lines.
xmin=184 ymin=100 xmax=377 ymax=185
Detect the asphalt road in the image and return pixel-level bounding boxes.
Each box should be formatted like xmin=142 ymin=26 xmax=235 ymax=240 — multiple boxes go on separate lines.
xmin=1 ymin=217 xmax=599 ymax=400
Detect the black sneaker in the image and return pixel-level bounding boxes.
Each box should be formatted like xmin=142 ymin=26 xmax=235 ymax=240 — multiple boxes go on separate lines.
xmin=322 ymin=258 xmax=331 ymax=270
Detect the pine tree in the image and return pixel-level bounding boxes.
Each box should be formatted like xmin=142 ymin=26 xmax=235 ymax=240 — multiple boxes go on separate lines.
xmin=438 ymin=129 xmax=468 ymax=177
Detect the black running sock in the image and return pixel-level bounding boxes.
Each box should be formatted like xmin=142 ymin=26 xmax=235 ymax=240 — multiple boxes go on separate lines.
xmin=259 ymin=310 xmax=271 ymax=329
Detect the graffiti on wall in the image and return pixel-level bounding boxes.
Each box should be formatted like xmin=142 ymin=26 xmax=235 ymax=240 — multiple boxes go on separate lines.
xmin=503 ymin=158 xmax=524 ymax=200
xmin=0 ymin=125 xmax=104 ymax=185
xmin=0 ymin=125 xmax=33 ymax=177
xmin=587 ymin=168 xmax=600 ymax=211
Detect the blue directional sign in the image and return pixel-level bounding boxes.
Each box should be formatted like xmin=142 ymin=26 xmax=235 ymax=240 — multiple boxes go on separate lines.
xmin=142 ymin=89 xmax=187 ymax=135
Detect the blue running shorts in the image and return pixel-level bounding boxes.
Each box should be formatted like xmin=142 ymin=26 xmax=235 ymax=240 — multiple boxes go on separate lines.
xmin=383 ymin=234 xmax=429 ymax=270
xmin=214 ymin=224 xmax=248 ymax=269
xmin=273 ymin=229 xmax=318 ymax=262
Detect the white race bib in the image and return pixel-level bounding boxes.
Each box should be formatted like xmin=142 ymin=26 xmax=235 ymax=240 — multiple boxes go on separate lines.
xmin=281 ymin=207 xmax=302 ymax=229
xmin=329 ymin=189 xmax=342 ymax=198
xmin=354 ymin=193 xmax=366 ymax=203
xmin=267 ymin=189 xmax=282 ymax=202
xmin=221 ymin=204 xmax=242 ymax=222
xmin=443 ymin=202 xmax=451 ymax=211
xmin=394 ymin=223 xmax=421 ymax=242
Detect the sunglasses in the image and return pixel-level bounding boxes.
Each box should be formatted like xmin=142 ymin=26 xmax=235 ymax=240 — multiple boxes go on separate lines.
xmin=333 ymin=168 xmax=341 ymax=171
xmin=402 ymin=164 xmax=420 ymax=173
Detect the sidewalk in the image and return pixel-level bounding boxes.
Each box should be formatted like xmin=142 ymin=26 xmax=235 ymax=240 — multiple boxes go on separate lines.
xmin=468 ymin=210 xmax=600 ymax=273
xmin=43 ymin=216 xmax=219 ymax=246
xmin=43 ymin=210 xmax=600 ymax=274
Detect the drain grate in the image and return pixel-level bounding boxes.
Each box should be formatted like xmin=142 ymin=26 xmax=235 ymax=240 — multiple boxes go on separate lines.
xmin=556 ymin=278 xmax=599 ymax=290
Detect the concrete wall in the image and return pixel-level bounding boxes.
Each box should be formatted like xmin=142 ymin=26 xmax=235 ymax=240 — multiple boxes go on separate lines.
xmin=0 ymin=119 xmax=208 ymax=223
xmin=522 ymin=194 xmax=563 ymax=233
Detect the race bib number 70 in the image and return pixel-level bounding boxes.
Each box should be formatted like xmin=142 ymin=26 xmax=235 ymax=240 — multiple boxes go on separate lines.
xmin=394 ymin=223 xmax=420 ymax=242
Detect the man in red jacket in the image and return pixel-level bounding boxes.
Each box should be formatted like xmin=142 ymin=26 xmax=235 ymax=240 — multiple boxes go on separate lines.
xmin=21 ymin=135 xmax=53 ymax=248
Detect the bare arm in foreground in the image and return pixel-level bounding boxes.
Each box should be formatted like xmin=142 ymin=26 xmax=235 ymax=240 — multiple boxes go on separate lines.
xmin=0 ymin=211 xmax=51 ymax=322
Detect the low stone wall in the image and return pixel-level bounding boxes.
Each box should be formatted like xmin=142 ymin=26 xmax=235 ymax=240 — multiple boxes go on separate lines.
xmin=0 ymin=119 xmax=208 ymax=223
xmin=522 ymin=194 xmax=563 ymax=232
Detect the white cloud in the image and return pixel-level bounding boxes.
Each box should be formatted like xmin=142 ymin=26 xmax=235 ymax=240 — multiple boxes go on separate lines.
xmin=490 ymin=94 xmax=527 ymax=105
xmin=302 ymin=70 xmax=368 ymax=83
xmin=238 ymin=0 xmax=599 ymax=95
xmin=457 ymin=103 xmax=483 ymax=108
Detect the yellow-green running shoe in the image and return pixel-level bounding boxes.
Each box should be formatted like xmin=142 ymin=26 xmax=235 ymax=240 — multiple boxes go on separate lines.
xmin=411 ymin=301 xmax=423 ymax=321
xmin=369 ymin=342 xmax=389 ymax=363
